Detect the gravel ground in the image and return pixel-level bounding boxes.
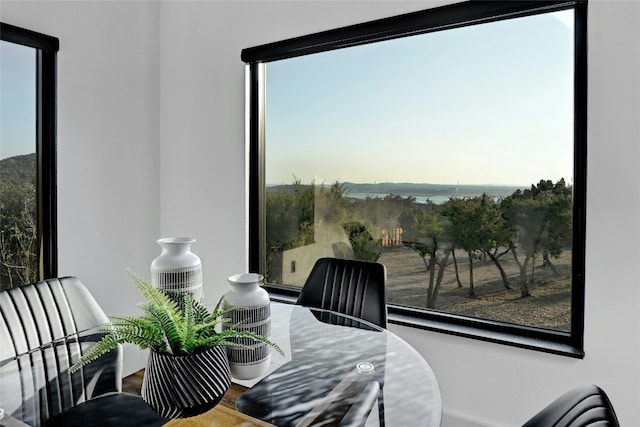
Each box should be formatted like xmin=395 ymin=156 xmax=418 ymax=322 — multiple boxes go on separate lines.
xmin=379 ymin=246 xmax=572 ymax=331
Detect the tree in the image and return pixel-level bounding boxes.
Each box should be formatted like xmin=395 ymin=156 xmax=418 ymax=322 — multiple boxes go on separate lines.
xmin=445 ymin=194 xmax=514 ymax=293
xmin=264 ymin=179 xmax=316 ymax=282
xmin=314 ymin=181 xmax=348 ymax=226
xmin=399 ymin=206 xmax=453 ymax=308
xmin=501 ymin=179 xmax=572 ymax=297
xmin=1 ymin=154 xmax=38 ymax=289
xmin=342 ymin=221 xmax=381 ymax=262
xmin=349 ymin=193 xmax=418 ymax=234
xmin=443 ymin=198 xmax=478 ymax=297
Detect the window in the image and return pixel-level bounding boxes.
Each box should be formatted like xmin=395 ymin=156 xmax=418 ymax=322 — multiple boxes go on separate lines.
xmin=0 ymin=23 xmax=58 ymax=290
xmin=244 ymin=0 xmax=587 ymax=357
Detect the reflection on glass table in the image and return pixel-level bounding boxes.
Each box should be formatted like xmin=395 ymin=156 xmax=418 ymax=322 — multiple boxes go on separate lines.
xmin=0 ymin=326 xmax=110 ymax=427
xmin=236 ymin=303 xmax=441 ymax=427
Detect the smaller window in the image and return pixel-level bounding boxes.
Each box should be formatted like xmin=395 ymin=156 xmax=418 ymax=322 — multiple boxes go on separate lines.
xmin=0 ymin=23 xmax=58 ymax=290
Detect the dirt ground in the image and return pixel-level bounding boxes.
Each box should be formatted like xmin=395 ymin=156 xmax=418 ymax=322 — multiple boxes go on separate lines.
xmin=379 ymin=246 xmax=572 ymax=331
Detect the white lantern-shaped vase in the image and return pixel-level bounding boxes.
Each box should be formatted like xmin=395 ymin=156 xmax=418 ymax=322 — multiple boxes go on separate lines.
xmin=222 ymin=273 xmax=271 ymax=380
xmin=150 ymin=237 xmax=203 ymax=302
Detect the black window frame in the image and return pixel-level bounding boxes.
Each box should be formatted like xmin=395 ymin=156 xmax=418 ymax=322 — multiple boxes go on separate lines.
xmin=243 ymin=0 xmax=587 ymax=358
xmin=1 ymin=22 xmax=58 ymax=281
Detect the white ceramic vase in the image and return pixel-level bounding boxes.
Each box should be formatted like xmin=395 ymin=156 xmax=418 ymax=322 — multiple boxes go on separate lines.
xmin=222 ymin=273 xmax=271 ymax=380
xmin=150 ymin=237 xmax=203 ymax=302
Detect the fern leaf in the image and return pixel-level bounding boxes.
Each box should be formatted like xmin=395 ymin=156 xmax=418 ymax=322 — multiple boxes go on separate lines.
xmin=183 ymin=296 xmax=198 ymax=353
xmin=202 ymin=328 xmax=284 ymax=356
xmin=126 ymin=269 xmax=186 ymax=354
xmin=69 ymin=334 xmax=122 ymax=373
xmin=106 ymin=315 xmax=166 ymax=351
xmin=233 ymin=330 xmax=284 ymax=356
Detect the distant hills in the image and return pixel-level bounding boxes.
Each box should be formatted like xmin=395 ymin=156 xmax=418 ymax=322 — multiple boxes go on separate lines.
xmin=0 ymin=153 xmax=36 ymax=186
xmin=267 ymin=181 xmax=525 ymax=201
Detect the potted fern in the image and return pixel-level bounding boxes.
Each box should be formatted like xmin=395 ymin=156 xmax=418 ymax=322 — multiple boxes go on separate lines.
xmin=70 ymin=269 xmax=282 ymax=418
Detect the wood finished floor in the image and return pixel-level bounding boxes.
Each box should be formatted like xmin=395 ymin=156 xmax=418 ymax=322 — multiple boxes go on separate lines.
xmin=122 ymin=369 xmax=247 ymax=410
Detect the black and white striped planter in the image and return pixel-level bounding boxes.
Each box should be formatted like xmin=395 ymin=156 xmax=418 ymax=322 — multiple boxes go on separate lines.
xmin=141 ymin=346 xmax=231 ymax=418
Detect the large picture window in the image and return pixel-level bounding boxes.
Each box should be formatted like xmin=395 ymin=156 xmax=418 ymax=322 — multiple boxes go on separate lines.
xmin=244 ymin=0 xmax=587 ymax=357
xmin=0 ymin=23 xmax=58 ymax=290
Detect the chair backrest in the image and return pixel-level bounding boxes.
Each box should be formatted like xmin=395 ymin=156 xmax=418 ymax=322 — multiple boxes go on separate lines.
xmin=296 ymin=258 xmax=387 ymax=328
xmin=0 ymin=277 xmax=121 ymax=427
xmin=522 ymin=384 xmax=620 ymax=427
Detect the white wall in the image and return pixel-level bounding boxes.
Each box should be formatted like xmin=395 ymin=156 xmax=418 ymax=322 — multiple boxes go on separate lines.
xmin=2 ymin=1 xmax=639 ymax=426
xmin=1 ymin=1 xmax=162 ymax=371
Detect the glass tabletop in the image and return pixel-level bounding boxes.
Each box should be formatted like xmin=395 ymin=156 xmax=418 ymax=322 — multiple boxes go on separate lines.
xmin=235 ymin=303 xmax=441 ymax=427
xmin=0 ymin=326 xmax=110 ymax=427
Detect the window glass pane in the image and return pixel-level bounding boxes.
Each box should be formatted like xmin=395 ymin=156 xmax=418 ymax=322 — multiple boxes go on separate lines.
xmin=0 ymin=40 xmax=38 ymax=289
xmin=263 ymin=10 xmax=574 ymax=332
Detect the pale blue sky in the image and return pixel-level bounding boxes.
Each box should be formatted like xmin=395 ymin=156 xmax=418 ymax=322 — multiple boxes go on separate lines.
xmin=0 ymin=40 xmax=36 ymax=160
xmin=266 ymin=10 xmax=574 ymax=187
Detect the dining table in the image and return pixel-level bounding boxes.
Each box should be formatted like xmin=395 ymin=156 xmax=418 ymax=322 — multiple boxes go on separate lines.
xmin=0 ymin=302 xmax=441 ymax=427
xmin=231 ymin=302 xmax=442 ymax=427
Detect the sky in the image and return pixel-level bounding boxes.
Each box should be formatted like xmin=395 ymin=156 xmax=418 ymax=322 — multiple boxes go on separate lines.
xmin=265 ymin=10 xmax=575 ymax=187
xmin=0 ymin=40 xmax=36 ymax=160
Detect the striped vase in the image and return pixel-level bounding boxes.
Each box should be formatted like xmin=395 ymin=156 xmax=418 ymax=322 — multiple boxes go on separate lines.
xmin=150 ymin=237 xmax=203 ymax=306
xmin=141 ymin=346 xmax=231 ymax=418
xmin=222 ymin=273 xmax=272 ymax=380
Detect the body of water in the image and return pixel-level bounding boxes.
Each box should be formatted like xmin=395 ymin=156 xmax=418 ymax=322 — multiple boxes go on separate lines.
xmin=347 ymin=192 xmax=453 ymax=205
xmin=345 ymin=190 xmax=523 ymax=205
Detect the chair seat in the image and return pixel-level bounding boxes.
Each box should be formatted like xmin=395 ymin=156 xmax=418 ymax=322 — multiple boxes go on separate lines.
xmin=47 ymin=392 xmax=169 ymax=427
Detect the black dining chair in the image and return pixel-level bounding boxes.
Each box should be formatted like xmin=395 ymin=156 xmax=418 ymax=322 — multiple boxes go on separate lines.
xmin=296 ymin=257 xmax=387 ymax=328
xmin=0 ymin=277 xmax=169 ymax=427
xmin=522 ymin=384 xmax=620 ymax=427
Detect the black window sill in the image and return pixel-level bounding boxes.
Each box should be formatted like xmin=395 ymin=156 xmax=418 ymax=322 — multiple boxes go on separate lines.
xmin=388 ymin=306 xmax=584 ymax=359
